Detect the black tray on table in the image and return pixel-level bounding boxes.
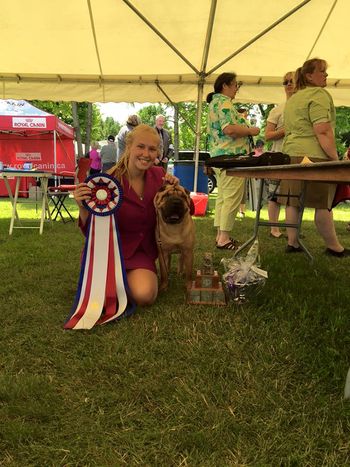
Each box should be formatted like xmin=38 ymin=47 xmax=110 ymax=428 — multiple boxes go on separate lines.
xmin=205 ymin=152 xmax=291 ymax=169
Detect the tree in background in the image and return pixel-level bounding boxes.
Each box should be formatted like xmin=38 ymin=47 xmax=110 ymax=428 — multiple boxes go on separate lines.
xmin=102 ymin=117 xmax=121 ymax=140
xmin=31 ymin=100 xmax=350 ymax=158
xmin=138 ymin=104 xmax=168 ymax=127
xmin=137 ymin=102 xmax=208 ymax=152
xmin=335 ymin=107 xmax=350 ymax=157
xmin=29 ymin=100 xmax=117 ymax=154
xmin=176 ymin=102 xmax=208 ymax=151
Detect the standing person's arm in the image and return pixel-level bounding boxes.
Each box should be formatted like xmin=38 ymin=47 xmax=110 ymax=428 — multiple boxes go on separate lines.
xmin=100 ymin=146 xmax=105 ymax=161
xmin=265 ymin=122 xmax=285 ymax=141
xmin=166 ymin=130 xmax=174 ymax=158
xmin=216 ymin=98 xmax=259 ymax=138
xmin=310 ymin=90 xmax=338 ymax=161
xmin=313 ymin=122 xmax=338 ymax=161
xmin=265 ymin=106 xmax=284 ymax=141
xmin=118 ymin=136 xmax=126 ymax=159
xmin=223 ymin=125 xmax=259 ymax=138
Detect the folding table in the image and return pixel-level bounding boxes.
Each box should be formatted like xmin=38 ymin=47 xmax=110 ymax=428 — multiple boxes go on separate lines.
xmin=226 ymin=160 xmax=350 ymax=261
xmin=0 ymin=169 xmax=53 ymax=234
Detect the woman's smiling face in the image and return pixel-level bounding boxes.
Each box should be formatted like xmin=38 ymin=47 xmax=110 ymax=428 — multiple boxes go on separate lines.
xmin=128 ymin=132 xmax=159 ymax=171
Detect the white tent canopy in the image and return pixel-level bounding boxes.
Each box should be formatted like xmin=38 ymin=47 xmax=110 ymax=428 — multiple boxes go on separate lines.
xmin=1 ymin=0 xmax=350 ymax=106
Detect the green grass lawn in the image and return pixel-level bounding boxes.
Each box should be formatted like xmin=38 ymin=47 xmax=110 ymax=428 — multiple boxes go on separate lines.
xmin=1 ymin=197 xmax=350 ymax=466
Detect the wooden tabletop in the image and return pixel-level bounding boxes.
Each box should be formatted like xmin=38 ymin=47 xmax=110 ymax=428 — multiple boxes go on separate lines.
xmin=0 ymin=170 xmax=53 ymax=178
xmin=226 ymin=160 xmax=350 ymax=183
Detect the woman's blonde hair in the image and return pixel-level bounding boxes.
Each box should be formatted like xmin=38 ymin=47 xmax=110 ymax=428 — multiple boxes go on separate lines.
xmin=294 ymin=58 xmax=327 ymax=91
xmin=108 ymin=124 xmax=160 ymax=183
xmin=91 ymin=141 xmax=100 ymax=150
xmin=283 ymin=71 xmax=294 ymax=82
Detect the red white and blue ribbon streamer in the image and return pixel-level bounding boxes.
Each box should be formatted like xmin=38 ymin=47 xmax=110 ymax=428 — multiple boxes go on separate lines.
xmin=64 ymin=173 xmax=135 ymax=330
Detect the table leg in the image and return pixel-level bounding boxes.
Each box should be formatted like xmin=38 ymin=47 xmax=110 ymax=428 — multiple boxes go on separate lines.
xmin=40 ymin=178 xmax=51 ymax=234
xmin=2 ymin=175 xmax=19 ymax=221
xmin=9 ymin=177 xmax=21 ymax=235
xmin=235 ymin=178 xmax=265 ymax=256
xmin=234 ymin=178 xmax=314 ymax=261
xmin=295 ymin=181 xmax=313 ymax=261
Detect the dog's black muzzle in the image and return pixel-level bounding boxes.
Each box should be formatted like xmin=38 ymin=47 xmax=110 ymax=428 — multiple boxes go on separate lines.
xmin=161 ymin=196 xmax=186 ymax=224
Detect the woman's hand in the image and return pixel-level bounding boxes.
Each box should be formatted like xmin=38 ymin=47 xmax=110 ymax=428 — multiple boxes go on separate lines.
xmin=249 ymin=127 xmax=260 ymax=136
xmin=163 ymin=173 xmax=179 ymax=185
xmin=73 ymin=183 xmax=92 ymax=208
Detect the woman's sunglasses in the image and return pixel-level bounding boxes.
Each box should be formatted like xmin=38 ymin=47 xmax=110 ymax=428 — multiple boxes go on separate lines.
xmin=283 ymin=79 xmax=293 ymax=85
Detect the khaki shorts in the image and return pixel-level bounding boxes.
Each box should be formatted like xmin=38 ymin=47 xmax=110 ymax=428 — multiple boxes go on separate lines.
xmin=278 ymin=156 xmax=337 ymax=209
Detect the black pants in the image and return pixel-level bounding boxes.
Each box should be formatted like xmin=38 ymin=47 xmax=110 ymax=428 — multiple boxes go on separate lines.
xmin=90 ymin=168 xmax=101 ymax=175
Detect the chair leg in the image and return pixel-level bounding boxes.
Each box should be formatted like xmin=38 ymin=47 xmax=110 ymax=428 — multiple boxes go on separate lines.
xmin=49 ymin=194 xmax=74 ymax=222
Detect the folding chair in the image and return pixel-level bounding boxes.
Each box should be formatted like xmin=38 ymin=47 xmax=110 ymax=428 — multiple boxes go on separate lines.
xmin=48 ymin=158 xmax=91 ymax=222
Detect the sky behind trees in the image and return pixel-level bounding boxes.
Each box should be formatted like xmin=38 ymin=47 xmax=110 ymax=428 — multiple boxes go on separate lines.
xmin=97 ymin=102 xmax=149 ymax=124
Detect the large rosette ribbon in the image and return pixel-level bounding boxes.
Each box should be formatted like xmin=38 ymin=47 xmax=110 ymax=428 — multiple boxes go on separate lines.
xmin=64 ymin=173 xmax=135 ymax=330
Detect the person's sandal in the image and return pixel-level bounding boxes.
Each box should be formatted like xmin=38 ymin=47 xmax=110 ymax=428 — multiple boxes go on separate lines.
xmin=217 ymin=239 xmax=240 ymax=250
xmin=270 ymin=232 xmax=284 ymax=239
xmin=325 ymin=248 xmax=350 ymax=258
xmin=285 ymin=245 xmax=302 ymax=253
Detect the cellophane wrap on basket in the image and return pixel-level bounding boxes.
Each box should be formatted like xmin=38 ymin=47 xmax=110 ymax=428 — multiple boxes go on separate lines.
xmin=221 ymin=240 xmax=268 ymax=304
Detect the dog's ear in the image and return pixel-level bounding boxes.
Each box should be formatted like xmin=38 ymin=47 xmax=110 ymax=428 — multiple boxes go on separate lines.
xmin=180 ymin=187 xmax=194 ymax=214
xmin=154 ymin=184 xmax=169 ymax=208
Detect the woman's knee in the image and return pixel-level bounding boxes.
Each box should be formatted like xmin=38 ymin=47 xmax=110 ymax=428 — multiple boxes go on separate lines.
xmin=127 ymin=269 xmax=158 ymax=307
xmin=132 ymin=286 xmax=157 ymax=306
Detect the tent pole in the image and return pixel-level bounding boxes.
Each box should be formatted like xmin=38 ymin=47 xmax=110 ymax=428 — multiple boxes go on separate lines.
xmin=192 ymin=0 xmax=216 ymax=193
xmin=193 ymin=77 xmax=204 ymax=193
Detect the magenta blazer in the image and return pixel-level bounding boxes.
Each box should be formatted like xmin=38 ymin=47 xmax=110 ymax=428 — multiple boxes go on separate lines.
xmin=80 ymin=166 xmax=165 ymax=266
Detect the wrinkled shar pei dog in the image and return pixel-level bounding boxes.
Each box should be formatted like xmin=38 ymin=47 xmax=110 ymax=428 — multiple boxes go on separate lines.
xmin=154 ymin=183 xmax=195 ymax=291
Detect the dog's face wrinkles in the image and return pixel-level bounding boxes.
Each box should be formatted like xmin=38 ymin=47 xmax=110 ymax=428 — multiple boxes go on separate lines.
xmin=155 ymin=184 xmax=191 ymax=225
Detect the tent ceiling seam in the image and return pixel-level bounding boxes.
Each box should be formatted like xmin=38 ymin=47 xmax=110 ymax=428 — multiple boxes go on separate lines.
xmin=0 ymin=75 xmax=349 ymax=88
xmin=155 ymin=81 xmax=196 ymax=133
xmin=87 ymin=0 xmax=105 ymax=101
xmin=122 ymin=0 xmax=200 ymax=75
xmin=200 ymin=0 xmax=217 ymax=74
xmin=206 ymin=0 xmax=312 ymax=76
xmin=306 ymin=0 xmax=338 ymax=60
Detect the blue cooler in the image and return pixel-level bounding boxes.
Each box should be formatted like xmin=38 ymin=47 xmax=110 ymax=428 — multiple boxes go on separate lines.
xmin=173 ymin=160 xmax=208 ymax=194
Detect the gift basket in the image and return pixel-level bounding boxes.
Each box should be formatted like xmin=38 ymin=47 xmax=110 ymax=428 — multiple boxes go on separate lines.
xmin=221 ymin=240 xmax=268 ymax=304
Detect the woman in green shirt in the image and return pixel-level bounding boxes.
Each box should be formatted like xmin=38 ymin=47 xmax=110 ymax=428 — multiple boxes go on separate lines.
xmin=281 ymin=58 xmax=349 ymax=257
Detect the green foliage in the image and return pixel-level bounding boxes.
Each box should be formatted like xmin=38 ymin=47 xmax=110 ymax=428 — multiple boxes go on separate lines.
xmin=138 ymin=103 xmax=168 ymax=126
xmin=29 ymin=99 xmax=350 ymax=157
xmin=30 ymin=100 xmax=73 ymax=124
xmin=335 ymin=106 xmax=350 ymax=157
xmin=29 ymin=100 xmax=107 ymax=142
xmin=102 ymin=116 xmax=121 ymax=140
xmin=177 ymin=102 xmax=208 ymax=150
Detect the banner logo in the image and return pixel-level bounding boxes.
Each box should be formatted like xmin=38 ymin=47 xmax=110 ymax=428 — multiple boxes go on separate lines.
xmin=12 ymin=117 xmax=47 ymax=129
